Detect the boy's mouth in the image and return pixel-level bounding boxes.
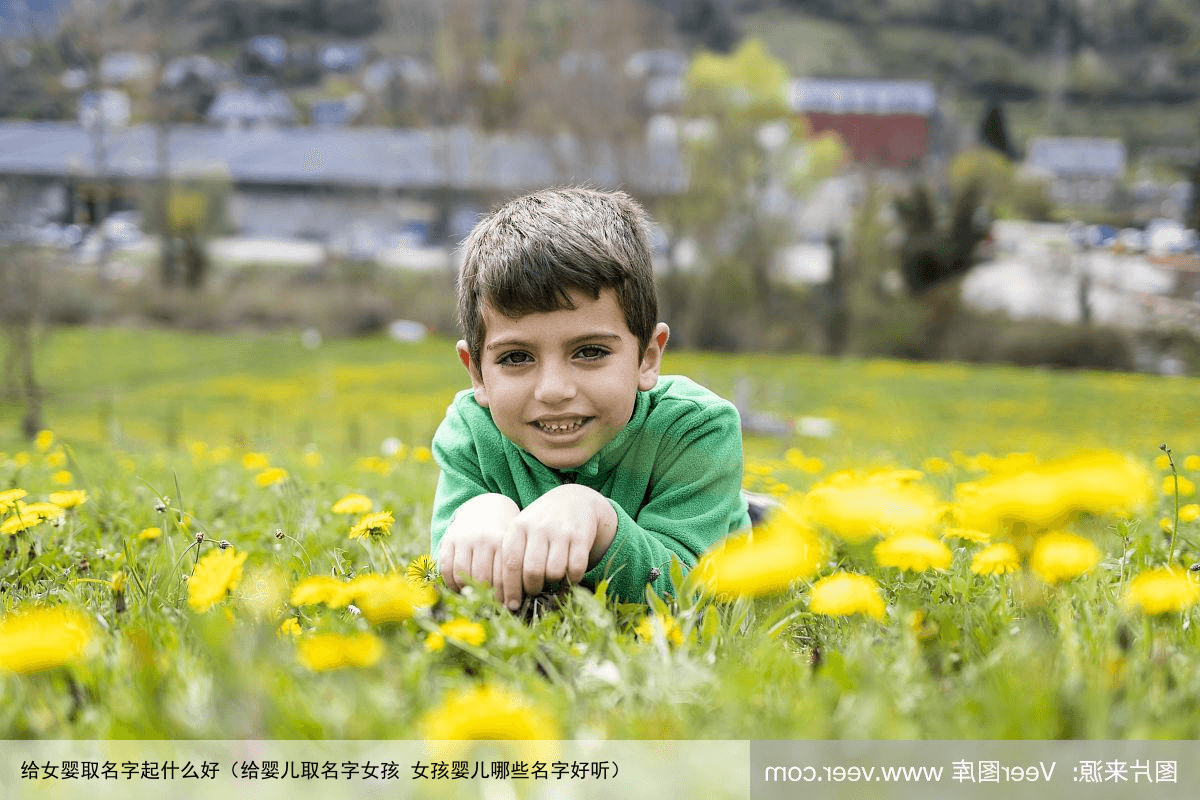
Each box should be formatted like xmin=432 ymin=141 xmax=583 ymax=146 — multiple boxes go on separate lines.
xmin=531 ymin=416 xmax=591 ymax=435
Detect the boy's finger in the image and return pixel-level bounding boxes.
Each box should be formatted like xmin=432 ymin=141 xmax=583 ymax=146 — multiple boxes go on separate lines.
xmin=522 ymin=532 xmax=549 ymax=597
xmin=501 ymin=525 xmax=527 ymax=611
xmin=469 ymin=543 xmax=495 ymax=587
xmin=566 ymin=539 xmax=589 ymax=585
xmin=438 ymin=541 xmax=460 ymax=592
xmin=492 ymin=552 xmax=506 ymax=604
xmin=544 ymin=537 xmax=569 ymax=583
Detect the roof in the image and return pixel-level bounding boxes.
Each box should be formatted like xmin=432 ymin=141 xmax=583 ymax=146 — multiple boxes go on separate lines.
xmin=1025 ymin=137 xmax=1127 ymax=178
xmin=789 ymin=79 xmax=938 ymax=116
xmin=207 ymin=89 xmax=297 ymax=125
xmin=0 ymin=121 xmax=686 ymax=194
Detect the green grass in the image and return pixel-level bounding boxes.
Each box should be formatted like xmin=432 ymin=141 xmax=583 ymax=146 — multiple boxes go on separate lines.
xmin=1 ymin=327 xmax=1199 ymax=739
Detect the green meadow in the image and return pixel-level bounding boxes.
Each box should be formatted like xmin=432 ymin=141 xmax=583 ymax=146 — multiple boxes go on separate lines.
xmin=1 ymin=327 xmax=1199 ymax=739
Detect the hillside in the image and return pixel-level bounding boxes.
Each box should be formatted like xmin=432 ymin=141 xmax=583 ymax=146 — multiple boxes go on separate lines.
xmin=2 ymin=0 xmax=1199 ymax=158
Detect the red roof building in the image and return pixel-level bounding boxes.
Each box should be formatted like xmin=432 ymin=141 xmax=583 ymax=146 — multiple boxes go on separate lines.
xmin=790 ymin=79 xmax=937 ymax=169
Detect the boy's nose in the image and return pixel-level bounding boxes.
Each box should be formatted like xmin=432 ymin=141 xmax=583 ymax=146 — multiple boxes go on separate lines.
xmin=533 ymin=362 xmax=577 ymax=404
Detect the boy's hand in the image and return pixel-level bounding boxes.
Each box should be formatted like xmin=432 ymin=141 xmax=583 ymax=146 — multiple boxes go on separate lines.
xmin=500 ymin=484 xmax=618 ymax=610
xmin=438 ymin=493 xmax=520 ymax=594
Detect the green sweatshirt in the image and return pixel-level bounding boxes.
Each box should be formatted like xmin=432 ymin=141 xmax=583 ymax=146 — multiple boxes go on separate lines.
xmin=430 ymin=375 xmax=751 ymax=603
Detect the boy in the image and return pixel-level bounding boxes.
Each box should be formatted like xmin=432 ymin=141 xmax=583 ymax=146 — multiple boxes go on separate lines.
xmin=431 ymin=187 xmax=751 ymax=607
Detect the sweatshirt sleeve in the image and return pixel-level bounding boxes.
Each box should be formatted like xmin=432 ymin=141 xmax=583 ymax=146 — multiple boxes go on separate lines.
xmin=429 ymin=399 xmax=491 ymax=555
xmin=582 ymin=399 xmax=749 ymax=603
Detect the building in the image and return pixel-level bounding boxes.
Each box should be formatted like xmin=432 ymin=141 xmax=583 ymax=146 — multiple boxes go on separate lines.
xmin=1024 ymin=137 xmax=1127 ymax=208
xmin=0 ymin=121 xmax=686 ymax=245
xmin=789 ymin=78 xmax=938 ymax=169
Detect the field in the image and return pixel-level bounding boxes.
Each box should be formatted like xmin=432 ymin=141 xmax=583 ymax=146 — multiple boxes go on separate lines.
xmin=1 ymin=326 xmax=1199 ymax=740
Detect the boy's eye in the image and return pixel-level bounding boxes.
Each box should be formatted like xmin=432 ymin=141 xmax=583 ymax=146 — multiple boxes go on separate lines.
xmin=575 ymin=345 xmax=610 ymax=361
xmin=496 ymin=351 xmax=533 ymax=366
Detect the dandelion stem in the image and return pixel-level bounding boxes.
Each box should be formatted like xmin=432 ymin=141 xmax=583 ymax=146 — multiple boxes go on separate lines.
xmin=278 ymin=530 xmax=312 ymax=571
xmin=1162 ymin=444 xmax=1180 ymax=565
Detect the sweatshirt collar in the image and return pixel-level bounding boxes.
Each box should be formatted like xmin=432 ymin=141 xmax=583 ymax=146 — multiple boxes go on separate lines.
xmin=516 ymin=388 xmax=651 ymax=482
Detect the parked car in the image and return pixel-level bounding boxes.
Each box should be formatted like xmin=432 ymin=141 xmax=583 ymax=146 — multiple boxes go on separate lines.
xmin=1086 ymin=224 xmax=1117 ymax=249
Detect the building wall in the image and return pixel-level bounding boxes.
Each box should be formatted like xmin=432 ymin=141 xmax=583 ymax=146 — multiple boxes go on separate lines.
xmin=803 ymin=113 xmax=930 ymax=168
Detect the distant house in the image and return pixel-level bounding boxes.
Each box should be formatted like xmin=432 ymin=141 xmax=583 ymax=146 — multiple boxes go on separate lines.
xmin=1024 ymin=137 xmax=1127 ymax=207
xmin=206 ymin=89 xmax=298 ymax=128
xmin=318 ymin=44 xmax=366 ymax=73
xmin=789 ymin=78 xmax=938 ymax=168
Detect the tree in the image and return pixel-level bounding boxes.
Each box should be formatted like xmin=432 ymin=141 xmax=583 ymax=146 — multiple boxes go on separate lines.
xmin=657 ymin=38 xmax=846 ymax=349
xmin=892 ymin=178 xmax=991 ymax=358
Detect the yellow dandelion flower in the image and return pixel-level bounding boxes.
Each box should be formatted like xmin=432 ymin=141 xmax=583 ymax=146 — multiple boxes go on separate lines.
xmin=51 ymin=470 xmax=73 ymax=486
xmin=419 ymin=685 xmax=559 ymax=740
xmin=634 ymin=614 xmax=686 ymax=647
xmin=255 ymin=467 xmax=289 ymax=487
xmin=694 ymin=508 xmax=823 ymax=598
xmin=800 ymin=470 xmax=943 ymax=542
xmin=0 ymin=488 xmax=27 ymax=511
xmin=953 ymin=452 xmax=1153 ymax=534
xmin=331 ymin=493 xmax=374 ymax=515
xmin=407 ymin=553 xmax=439 ymax=585
xmin=277 ymin=618 xmax=302 ymax=638
xmin=45 ymin=451 xmax=66 ymax=468
xmin=874 ymin=533 xmax=953 ymax=572
xmin=1160 ymin=517 xmax=1173 ymax=532
xmin=138 ymin=526 xmax=161 ymax=541
xmin=1181 ymin=504 xmax=1199 ymax=523
xmin=1163 ymin=475 xmax=1196 ymax=497
xmin=1125 ymin=568 xmax=1200 ymax=615
xmin=241 ymin=452 xmax=270 ymax=470
xmin=349 ymin=511 xmax=394 ymax=539
xmin=1029 ymin=531 xmax=1100 ymax=584
xmin=922 ymin=456 xmax=952 ymax=474
xmin=34 ymin=430 xmax=54 ymax=453
xmin=1155 ymin=453 xmax=1172 ymax=470
xmin=296 ymin=633 xmax=383 ymax=671
xmin=354 ymin=456 xmax=392 ymax=475
xmin=187 ymin=548 xmax=248 ymax=612
xmin=188 ymin=441 xmax=209 ymax=464
xmin=12 ymin=452 xmax=30 ymax=467
xmin=347 ymin=573 xmax=436 ymax=624
xmin=0 ymin=606 xmax=94 ymax=673
xmin=1184 ymin=455 xmax=1200 ymax=472
xmin=943 ymin=526 xmax=990 ymax=544
xmin=436 ymin=618 xmax=487 ymax=647
xmin=48 ymin=489 xmax=88 ymax=509
xmin=809 ymin=572 xmax=886 ymax=621
xmin=290 ymin=575 xmax=356 ymax=608
xmin=412 ymin=446 xmax=433 ymax=463
xmin=302 ymin=450 xmax=322 ymax=469
xmin=425 ymin=631 xmax=446 ymax=652
xmin=209 ymin=446 xmax=231 ymax=464
xmin=970 ymin=543 xmax=1021 ymax=576
xmin=1 ymin=501 xmax=65 ymax=534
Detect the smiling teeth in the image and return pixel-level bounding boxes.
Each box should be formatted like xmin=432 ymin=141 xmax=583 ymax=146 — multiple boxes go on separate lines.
xmin=537 ymin=419 xmax=584 ymax=433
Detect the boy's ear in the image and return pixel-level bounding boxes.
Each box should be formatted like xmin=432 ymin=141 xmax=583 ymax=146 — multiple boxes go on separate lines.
xmin=456 ymin=340 xmax=490 ymax=407
xmin=637 ymin=323 xmax=670 ymax=391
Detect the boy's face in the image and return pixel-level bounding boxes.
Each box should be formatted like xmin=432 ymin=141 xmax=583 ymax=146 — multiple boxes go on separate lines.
xmin=458 ymin=288 xmax=669 ymax=470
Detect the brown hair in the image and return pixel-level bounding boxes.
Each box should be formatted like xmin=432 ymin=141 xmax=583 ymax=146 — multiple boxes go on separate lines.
xmin=457 ymin=187 xmax=658 ymax=371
